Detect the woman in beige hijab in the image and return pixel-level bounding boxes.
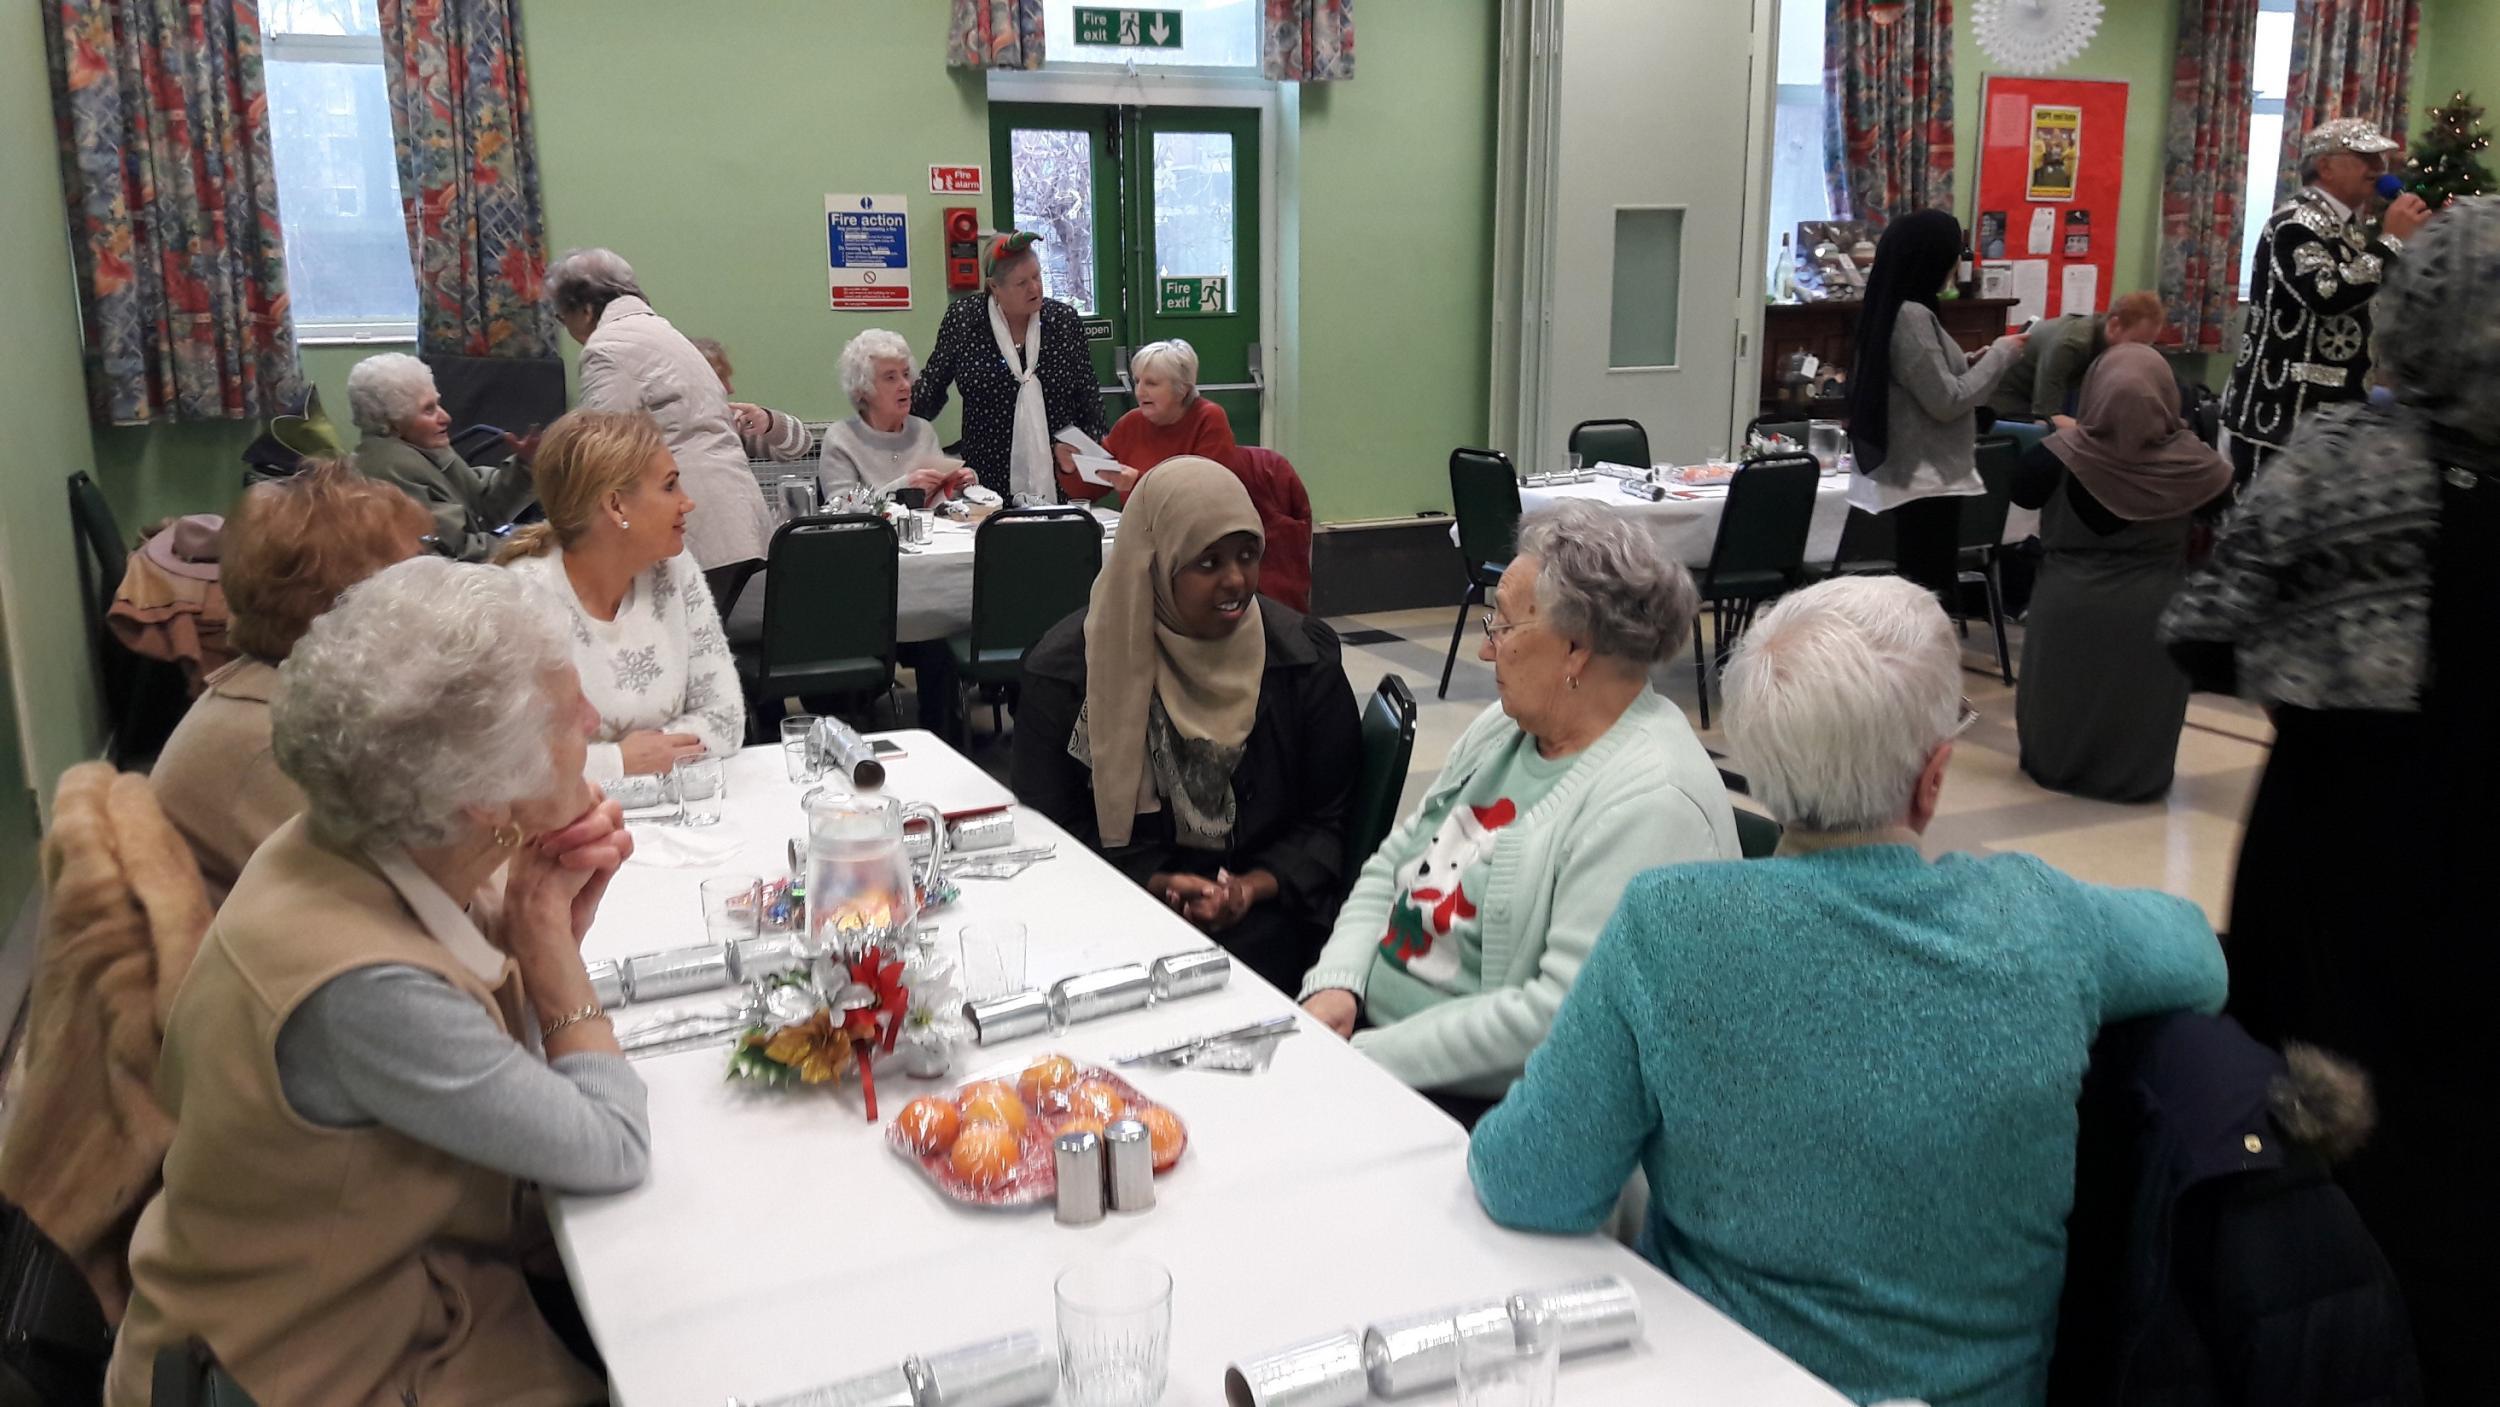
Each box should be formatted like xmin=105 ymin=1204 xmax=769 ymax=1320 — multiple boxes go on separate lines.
xmin=1013 ymin=457 xmax=1361 ymax=991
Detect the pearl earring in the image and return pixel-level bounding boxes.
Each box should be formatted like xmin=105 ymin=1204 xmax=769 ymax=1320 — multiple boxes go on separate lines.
xmin=619 ymin=517 xmax=631 ymax=530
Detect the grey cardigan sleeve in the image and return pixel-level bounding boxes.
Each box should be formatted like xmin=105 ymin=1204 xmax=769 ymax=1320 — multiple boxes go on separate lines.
xmin=1893 ymin=305 xmax=2018 ymax=423
xmin=274 ymin=964 xmax=651 ymax=1195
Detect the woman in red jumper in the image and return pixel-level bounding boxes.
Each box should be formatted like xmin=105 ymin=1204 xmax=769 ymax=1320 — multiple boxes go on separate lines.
xmin=1065 ymin=339 xmax=1238 ymax=503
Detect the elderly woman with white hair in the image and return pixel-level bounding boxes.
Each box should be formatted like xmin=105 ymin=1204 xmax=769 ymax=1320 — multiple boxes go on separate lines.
xmin=549 ymin=246 xmax=774 ymax=604
xmin=1298 ymin=500 xmax=1737 ymax=1124
xmin=819 ymin=328 xmax=976 ymax=505
xmin=347 ymin=352 xmax=534 ymax=562
xmin=105 ymin=556 xmax=648 ymax=1406
xmin=1469 ymin=574 xmax=2226 ymax=1406
xmin=1065 ymin=338 xmax=1238 ymax=502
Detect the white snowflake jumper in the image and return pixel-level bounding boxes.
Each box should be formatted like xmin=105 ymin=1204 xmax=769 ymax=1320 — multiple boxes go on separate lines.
xmin=505 ymin=547 xmax=746 ymax=785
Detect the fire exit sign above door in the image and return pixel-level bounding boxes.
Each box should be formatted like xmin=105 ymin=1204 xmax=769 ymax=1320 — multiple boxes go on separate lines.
xmin=1072 ymin=7 xmax=1183 ymax=49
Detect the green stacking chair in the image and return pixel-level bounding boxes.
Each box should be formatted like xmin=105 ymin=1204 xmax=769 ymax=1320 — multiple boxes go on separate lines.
xmin=1690 ymin=454 xmax=1820 ymax=729
xmin=1347 ymin=674 xmax=1419 ymax=883
xmin=1566 ymin=418 xmax=1650 ymax=472
xmin=1442 ymin=448 xmax=1522 ymax=699
xmin=947 ymin=506 xmax=1103 ymax=742
xmin=1733 ymin=807 xmax=1785 ymax=860
xmin=737 ymin=513 xmax=899 ymax=733
xmin=1955 ymin=436 xmax=2021 ymax=685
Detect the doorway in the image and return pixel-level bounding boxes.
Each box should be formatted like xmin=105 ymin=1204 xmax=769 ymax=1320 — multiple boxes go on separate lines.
xmin=990 ymin=102 xmax=1264 ymax=444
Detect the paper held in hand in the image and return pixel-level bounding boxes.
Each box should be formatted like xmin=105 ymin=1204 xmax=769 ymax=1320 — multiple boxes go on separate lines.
xmin=1054 ymin=427 xmax=1123 ymax=486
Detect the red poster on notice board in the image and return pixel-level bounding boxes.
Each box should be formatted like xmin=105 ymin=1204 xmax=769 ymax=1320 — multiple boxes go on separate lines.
xmin=1974 ymin=75 xmax=2129 ymax=330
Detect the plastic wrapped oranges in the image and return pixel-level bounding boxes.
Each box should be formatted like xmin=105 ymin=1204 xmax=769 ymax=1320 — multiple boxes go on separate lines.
xmin=949 ymin=1123 xmax=1020 ymax=1190
xmin=1017 ymin=1055 xmax=1078 ymax=1109
xmin=1139 ymin=1106 xmax=1187 ymax=1170
xmin=958 ymin=1081 xmax=1029 ymax=1137
xmin=895 ymin=1097 xmax=960 ymax=1156
xmin=1068 ymin=1078 xmax=1129 ymax=1124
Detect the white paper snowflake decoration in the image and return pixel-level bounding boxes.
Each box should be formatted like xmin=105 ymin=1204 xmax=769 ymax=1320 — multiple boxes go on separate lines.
xmin=1973 ymin=0 xmax=2104 ymax=74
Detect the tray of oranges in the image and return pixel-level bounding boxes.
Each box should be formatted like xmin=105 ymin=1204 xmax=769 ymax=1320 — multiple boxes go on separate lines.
xmin=887 ymin=1052 xmax=1188 ymax=1207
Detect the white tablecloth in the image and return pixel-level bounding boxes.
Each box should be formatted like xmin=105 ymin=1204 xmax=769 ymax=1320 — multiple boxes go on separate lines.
xmin=1513 ymin=474 xmax=2040 ymax=569
xmin=724 ymin=517 xmax=984 ymax=646
xmin=553 ymin=737 xmax=1848 ymax=1407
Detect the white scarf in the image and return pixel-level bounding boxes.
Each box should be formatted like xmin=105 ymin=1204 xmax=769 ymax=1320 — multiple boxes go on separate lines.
xmin=987 ymin=295 xmax=1053 ymax=502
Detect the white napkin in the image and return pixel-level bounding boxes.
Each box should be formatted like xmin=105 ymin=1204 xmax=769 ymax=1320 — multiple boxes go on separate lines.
xmin=626 ymin=821 xmax=747 ymax=868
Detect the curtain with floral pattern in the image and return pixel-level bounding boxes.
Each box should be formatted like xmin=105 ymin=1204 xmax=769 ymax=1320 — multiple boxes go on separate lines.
xmin=1823 ymin=0 xmax=1957 ymax=223
xmin=948 ymin=0 xmax=1044 ymax=70
xmin=1265 ymin=0 xmax=1355 ymax=82
xmin=2158 ymin=0 xmax=2261 ymax=353
xmin=2273 ymin=0 xmax=2420 ymax=205
xmin=377 ymin=0 xmax=560 ymax=358
xmin=41 ymin=0 xmax=302 ymax=426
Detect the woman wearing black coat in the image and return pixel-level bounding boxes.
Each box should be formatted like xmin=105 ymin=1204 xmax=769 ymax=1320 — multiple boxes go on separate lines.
xmin=1012 ymin=457 xmax=1359 ymax=992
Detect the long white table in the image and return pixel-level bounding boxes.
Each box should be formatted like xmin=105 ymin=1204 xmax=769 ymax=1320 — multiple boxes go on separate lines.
xmin=553 ymin=737 xmax=1848 ymax=1406
xmin=1514 ymin=473 xmax=2040 ymax=569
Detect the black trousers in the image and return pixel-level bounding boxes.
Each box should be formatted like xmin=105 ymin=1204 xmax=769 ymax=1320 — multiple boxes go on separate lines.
xmin=1887 ymin=495 xmax=1964 ymax=602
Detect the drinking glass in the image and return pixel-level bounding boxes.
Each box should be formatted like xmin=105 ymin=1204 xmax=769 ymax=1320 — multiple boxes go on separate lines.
xmin=700 ymin=874 xmax=761 ymax=945
xmin=1565 ymin=450 xmax=1583 ymax=473
xmin=1055 ymin=1257 xmax=1171 ymax=1407
xmin=672 ymin=754 xmax=726 ymax=827
xmin=959 ymin=920 xmax=1029 ymax=1002
xmin=781 ymin=714 xmax=821 ymax=784
xmin=1455 ymin=1310 xmax=1559 ymax=1407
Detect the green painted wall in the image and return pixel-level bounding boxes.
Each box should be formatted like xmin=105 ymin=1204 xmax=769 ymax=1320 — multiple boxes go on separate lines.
xmin=1951 ymin=0 xmax=2181 ymax=301
xmin=2417 ymin=0 xmax=2500 ymax=140
xmin=1292 ymin=0 xmax=1499 ymax=522
xmin=0 ymin=0 xmax=106 ymax=834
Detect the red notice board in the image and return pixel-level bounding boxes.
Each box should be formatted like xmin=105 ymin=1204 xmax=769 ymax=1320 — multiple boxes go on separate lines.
xmin=1974 ymin=75 xmax=2130 ymax=329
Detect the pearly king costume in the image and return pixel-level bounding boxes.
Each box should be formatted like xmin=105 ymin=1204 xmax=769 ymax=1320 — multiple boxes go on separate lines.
xmin=2222 ymin=119 xmax=2409 ymax=476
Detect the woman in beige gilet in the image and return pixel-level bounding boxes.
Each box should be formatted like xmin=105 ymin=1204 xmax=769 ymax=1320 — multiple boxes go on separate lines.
xmin=107 ymin=556 xmax=649 ymax=1407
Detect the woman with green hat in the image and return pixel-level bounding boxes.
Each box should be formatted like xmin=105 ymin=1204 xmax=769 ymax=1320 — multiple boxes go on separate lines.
xmin=912 ymin=229 xmax=1106 ymax=502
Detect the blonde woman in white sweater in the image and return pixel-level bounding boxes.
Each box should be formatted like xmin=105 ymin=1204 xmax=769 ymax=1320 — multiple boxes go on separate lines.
xmin=499 ymin=410 xmax=743 ymax=784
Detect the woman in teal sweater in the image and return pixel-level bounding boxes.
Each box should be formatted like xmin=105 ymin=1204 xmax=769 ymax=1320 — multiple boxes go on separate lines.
xmin=1469 ymin=576 xmax=2226 ymax=1407
xmin=1299 ymin=502 xmax=1738 ymax=1118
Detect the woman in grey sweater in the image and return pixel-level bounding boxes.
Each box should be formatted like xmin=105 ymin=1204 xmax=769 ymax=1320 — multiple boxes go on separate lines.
xmin=820 ymin=328 xmax=975 ymax=505
xmin=1845 ymin=211 xmax=2029 ymax=598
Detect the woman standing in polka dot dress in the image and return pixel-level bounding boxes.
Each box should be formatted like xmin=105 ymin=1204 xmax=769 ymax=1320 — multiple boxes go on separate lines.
xmin=912 ymin=230 xmax=1106 ymax=502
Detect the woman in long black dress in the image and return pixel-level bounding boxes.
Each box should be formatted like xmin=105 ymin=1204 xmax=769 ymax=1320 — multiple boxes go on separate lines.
xmin=2162 ymin=197 xmax=2500 ymax=1398
xmin=2014 ymin=344 xmax=2231 ymax=801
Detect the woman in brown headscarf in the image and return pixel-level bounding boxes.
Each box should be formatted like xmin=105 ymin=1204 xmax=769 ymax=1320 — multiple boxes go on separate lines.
xmin=2011 ymin=343 xmax=2232 ymax=801
xmin=1012 ymin=457 xmax=1361 ymax=991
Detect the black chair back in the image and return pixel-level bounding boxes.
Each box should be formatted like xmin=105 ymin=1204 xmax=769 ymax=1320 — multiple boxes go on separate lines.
xmin=756 ymin=514 xmax=899 ymax=697
xmin=0 ymin=1200 xmax=109 ymax=1406
xmin=1700 ymin=455 xmax=1820 ymax=592
xmin=1960 ymin=437 xmax=2020 ymax=551
xmin=66 ymin=473 xmax=125 ymax=624
xmin=421 ymin=353 xmax=567 ymax=443
xmin=1448 ymin=448 xmax=1522 ymax=584
xmin=148 ymin=1340 xmax=257 ymax=1406
xmin=1348 ymin=674 xmax=1419 ymax=877
xmin=1733 ymin=808 xmax=1785 ymax=859
xmin=1566 ymin=419 xmax=1650 ymax=471
xmin=968 ymin=507 xmax=1101 ymax=667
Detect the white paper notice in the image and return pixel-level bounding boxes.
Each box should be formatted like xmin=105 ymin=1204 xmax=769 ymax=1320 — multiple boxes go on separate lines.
xmin=2060 ymin=263 xmax=2100 ymax=316
xmin=2027 ymin=208 xmax=2057 ymax=255
xmin=2008 ymin=259 xmax=2052 ymax=325
xmin=1054 ymin=426 xmax=1111 ymax=460
xmin=1072 ymin=455 xmax=1125 ymax=487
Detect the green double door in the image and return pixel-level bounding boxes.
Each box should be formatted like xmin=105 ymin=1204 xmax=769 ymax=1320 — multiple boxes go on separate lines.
xmin=989 ymin=103 xmax=1262 ymax=446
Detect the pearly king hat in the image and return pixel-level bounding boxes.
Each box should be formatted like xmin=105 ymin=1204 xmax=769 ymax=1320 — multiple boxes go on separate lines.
xmin=2302 ymin=117 xmax=2401 ymax=158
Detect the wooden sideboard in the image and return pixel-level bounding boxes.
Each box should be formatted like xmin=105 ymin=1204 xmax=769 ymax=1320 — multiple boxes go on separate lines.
xmin=1758 ymin=297 xmax=2018 ymax=424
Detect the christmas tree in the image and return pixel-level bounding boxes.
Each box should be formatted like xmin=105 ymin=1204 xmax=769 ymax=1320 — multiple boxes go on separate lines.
xmin=2404 ymin=92 xmax=2495 ymax=207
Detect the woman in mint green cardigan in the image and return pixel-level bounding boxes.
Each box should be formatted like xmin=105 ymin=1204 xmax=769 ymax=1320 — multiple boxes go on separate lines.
xmin=1469 ymin=576 xmax=2227 ymax=1407
xmin=1298 ymin=503 xmax=1738 ymax=1115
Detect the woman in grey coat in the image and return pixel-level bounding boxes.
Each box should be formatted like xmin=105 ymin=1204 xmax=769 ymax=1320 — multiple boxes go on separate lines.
xmin=347 ymin=353 xmax=533 ymax=563
xmin=1844 ymin=211 xmax=2029 ymax=599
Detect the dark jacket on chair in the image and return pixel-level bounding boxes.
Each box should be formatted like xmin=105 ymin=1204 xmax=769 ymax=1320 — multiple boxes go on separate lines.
xmin=1012 ymin=599 xmax=1359 ymax=990
xmin=2048 ymin=1013 xmax=2420 ymax=1407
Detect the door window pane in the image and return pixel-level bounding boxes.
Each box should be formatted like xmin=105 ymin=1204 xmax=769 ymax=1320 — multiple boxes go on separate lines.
xmin=1043 ymin=0 xmax=1258 ymax=68
xmin=265 ymin=56 xmax=420 ymax=330
xmin=1151 ymin=131 xmax=1234 ymax=311
xmin=1610 ymin=208 xmax=1683 ymax=369
xmin=1008 ymin=128 xmax=1099 ymax=314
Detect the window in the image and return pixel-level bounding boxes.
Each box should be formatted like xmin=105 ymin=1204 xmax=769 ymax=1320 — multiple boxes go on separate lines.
xmin=2239 ymin=0 xmax=2298 ymax=295
xmin=1150 ymin=130 xmax=1235 ymax=311
xmin=263 ymin=0 xmax=419 ymax=341
xmin=1765 ymin=0 xmax=1835 ymax=278
xmin=1610 ymin=208 xmax=1684 ymax=369
xmin=1007 ymin=127 xmax=1102 ymax=313
xmin=1041 ymin=0 xmax=1260 ymax=69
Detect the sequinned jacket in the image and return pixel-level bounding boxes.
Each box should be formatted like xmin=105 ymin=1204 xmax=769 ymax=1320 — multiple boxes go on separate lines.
xmin=2221 ymin=188 xmax=2406 ymax=449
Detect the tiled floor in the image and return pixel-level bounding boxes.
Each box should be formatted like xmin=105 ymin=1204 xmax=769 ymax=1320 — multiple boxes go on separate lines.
xmin=938 ymin=604 xmax=2268 ymax=927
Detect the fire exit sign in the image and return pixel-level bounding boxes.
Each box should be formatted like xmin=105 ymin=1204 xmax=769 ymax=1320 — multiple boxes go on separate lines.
xmin=1157 ymin=275 xmax=1226 ymax=315
xmin=1073 ymin=7 xmax=1183 ymax=49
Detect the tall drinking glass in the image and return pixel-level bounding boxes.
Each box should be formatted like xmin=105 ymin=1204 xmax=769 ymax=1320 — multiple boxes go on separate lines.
xmin=1455 ymin=1305 xmax=1559 ymax=1407
xmin=672 ymin=755 xmax=726 ymax=827
xmin=958 ymin=920 xmax=1029 ymax=1002
xmin=781 ymin=714 xmax=821 ymax=783
xmin=1055 ymin=1258 xmax=1171 ymax=1407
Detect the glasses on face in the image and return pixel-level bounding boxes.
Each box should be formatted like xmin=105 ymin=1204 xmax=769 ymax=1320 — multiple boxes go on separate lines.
xmin=1954 ymin=698 xmax=1980 ymax=736
xmin=1479 ymin=610 xmax=1531 ymax=642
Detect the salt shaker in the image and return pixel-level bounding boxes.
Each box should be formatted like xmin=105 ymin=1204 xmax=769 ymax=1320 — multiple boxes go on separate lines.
xmin=1053 ymin=1130 xmax=1106 ymax=1226
xmin=1103 ymin=1117 xmax=1155 ymax=1212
